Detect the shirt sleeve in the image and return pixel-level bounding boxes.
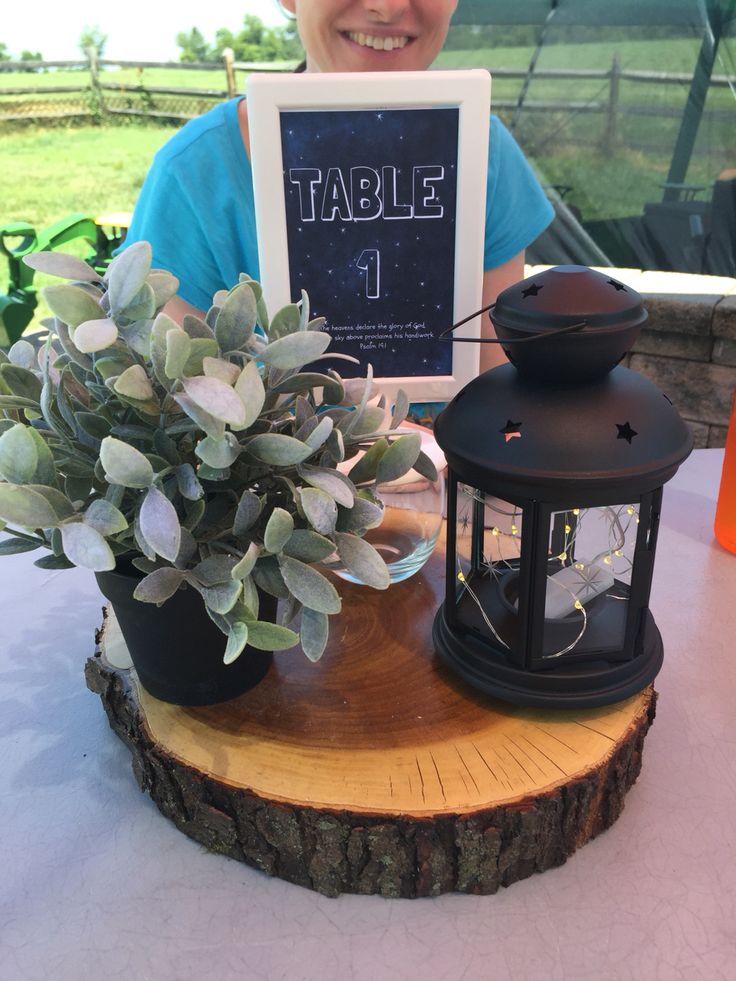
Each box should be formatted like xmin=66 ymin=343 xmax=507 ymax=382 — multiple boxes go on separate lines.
xmin=484 ymin=116 xmax=554 ymax=270
xmin=120 ymin=147 xmax=225 ymax=312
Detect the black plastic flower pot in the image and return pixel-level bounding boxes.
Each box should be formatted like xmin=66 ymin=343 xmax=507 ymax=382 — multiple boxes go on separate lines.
xmin=95 ymin=564 xmax=274 ymax=707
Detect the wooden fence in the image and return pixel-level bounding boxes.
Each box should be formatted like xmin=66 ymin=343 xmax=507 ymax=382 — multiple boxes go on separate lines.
xmin=0 ymin=54 xmax=732 ymax=155
xmin=0 ymin=53 xmax=288 ymax=123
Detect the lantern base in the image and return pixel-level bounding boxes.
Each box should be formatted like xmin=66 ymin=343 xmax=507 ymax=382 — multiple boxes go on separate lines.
xmin=433 ymin=605 xmax=663 ymax=708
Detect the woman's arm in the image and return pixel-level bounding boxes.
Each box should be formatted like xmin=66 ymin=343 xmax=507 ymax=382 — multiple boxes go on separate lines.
xmin=478 ymin=250 xmax=526 ymax=373
xmin=163 ymin=295 xmax=207 ymax=326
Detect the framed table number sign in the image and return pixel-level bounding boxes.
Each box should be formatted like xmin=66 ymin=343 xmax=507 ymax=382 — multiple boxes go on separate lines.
xmin=247 ymin=70 xmax=491 ymax=403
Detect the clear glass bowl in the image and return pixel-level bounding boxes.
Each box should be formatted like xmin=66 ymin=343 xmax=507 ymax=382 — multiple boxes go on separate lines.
xmin=329 ymin=425 xmax=446 ymax=585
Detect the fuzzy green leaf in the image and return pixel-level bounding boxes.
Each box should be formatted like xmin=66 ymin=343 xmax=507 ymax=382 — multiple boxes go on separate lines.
xmin=258 ymin=330 xmax=331 ymax=371
xmin=264 ymin=507 xmax=294 ymax=554
xmin=252 ymin=556 xmax=289 ymax=599
xmin=300 ymin=608 xmax=329 ymax=662
xmin=182 ymin=376 xmax=247 ymax=428
xmin=299 ymin=486 xmax=338 ymax=536
xmin=61 ymin=521 xmax=115 ymax=571
xmin=182 ymin=314 xmax=215 ymax=341
xmin=232 ymin=542 xmax=261 ymax=580
xmin=118 ymin=318 xmax=154 ymax=357
xmin=0 ymin=484 xmax=59 ymax=528
xmin=297 ymin=464 xmax=354 ymax=508
xmin=203 ymin=579 xmax=242 ymax=615
xmin=164 ymin=328 xmax=192 ymax=380
xmin=23 ymin=251 xmax=99 ymax=281
xmin=175 ymin=463 xmax=204 ymax=501
xmin=347 ymin=438 xmax=389 ymax=485
xmin=74 ymin=318 xmax=119 ymax=354
xmin=203 ymin=357 xmax=240 ymax=386
xmin=113 ymin=364 xmax=155 ymax=402
xmin=335 ymin=532 xmax=390 ymax=590
xmin=304 ymin=417 xmax=334 ymax=452
xmin=83 ymin=499 xmax=128 ymax=536
xmin=234 ymin=490 xmax=261 ymax=536
xmin=139 ymin=486 xmax=181 ymax=562
xmin=376 ymin=433 xmax=421 ymax=485
xmin=278 ymin=555 xmax=341 ymax=615
xmin=100 ymin=437 xmax=154 ymax=489
xmin=43 ymin=284 xmax=104 ymax=328
xmin=247 ymin=434 xmax=312 ymax=466
xmin=268 ymin=303 xmax=301 ymax=341
xmin=7 ymin=340 xmax=36 ymax=370
xmin=215 ymin=282 xmax=257 ymax=351
xmin=0 ymin=536 xmax=43 ymax=556
xmin=173 ymin=393 xmax=226 ymax=441
xmin=223 ymin=622 xmax=249 ymax=664
xmin=283 ymin=529 xmax=336 ymax=563
xmin=147 ymin=270 xmax=179 ymax=308
xmin=182 ymin=338 xmax=220 ymax=377
xmin=0 ymin=424 xmax=37 ymax=484
xmin=133 ymin=567 xmax=186 ymax=605
xmin=0 ymin=364 xmax=43 ymax=403
xmin=234 ymin=360 xmax=265 ymax=429
xmin=193 ymin=554 xmax=238 ymax=586
xmin=195 ymin=432 xmax=241 ymax=469
xmin=246 ymin=620 xmax=299 ymax=652
xmin=390 ymin=390 xmax=410 ymax=429
xmin=107 ymin=241 xmax=152 ymax=317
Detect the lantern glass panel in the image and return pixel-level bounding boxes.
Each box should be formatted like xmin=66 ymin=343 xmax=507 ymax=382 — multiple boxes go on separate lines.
xmin=539 ymin=503 xmax=640 ymax=661
xmin=454 ymin=484 xmax=525 ymax=658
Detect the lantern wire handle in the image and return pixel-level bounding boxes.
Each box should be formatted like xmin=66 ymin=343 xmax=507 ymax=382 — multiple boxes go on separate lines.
xmin=438 ymin=303 xmax=588 ymax=344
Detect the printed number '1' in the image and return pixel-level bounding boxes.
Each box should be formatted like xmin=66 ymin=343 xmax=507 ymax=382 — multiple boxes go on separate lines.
xmin=356 ymin=249 xmax=380 ymax=299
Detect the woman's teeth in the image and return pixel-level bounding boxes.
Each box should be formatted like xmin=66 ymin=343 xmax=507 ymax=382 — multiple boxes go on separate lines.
xmin=346 ymin=32 xmax=409 ymax=51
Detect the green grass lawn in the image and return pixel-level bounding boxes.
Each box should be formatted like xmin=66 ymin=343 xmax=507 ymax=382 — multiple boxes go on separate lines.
xmin=0 ymin=124 xmax=174 ymax=338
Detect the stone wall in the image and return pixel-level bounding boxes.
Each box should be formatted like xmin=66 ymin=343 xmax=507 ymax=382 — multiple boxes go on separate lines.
xmin=530 ymin=267 xmax=736 ymax=449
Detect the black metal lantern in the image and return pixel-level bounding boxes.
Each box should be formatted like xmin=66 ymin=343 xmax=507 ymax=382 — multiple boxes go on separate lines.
xmin=432 ymin=265 xmax=693 ymax=708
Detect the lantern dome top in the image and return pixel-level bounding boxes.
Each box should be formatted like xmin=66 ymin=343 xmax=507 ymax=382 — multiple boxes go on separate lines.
xmin=435 ymin=363 xmax=693 ymax=503
xmin=491 ymin=265 xmax=648 ymax=382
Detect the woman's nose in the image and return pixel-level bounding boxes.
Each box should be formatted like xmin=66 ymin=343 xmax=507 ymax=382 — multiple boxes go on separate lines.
xmin=363 ymin=0 xmax=411 ymax=23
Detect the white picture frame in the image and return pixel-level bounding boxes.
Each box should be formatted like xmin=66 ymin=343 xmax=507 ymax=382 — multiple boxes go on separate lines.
xmin=247 ymin=70 xmax=491 ymax=404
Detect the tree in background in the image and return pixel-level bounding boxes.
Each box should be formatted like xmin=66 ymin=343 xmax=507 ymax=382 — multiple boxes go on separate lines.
xmin=0 ymin=42 xmax=10 ymax=62
xmin=177 ymin=15 xmax=303 ymax=63
xmin=79 ymin=25 xmax=107 ymax=59
xmin=176 ymin=27 xmax=211 ymax=63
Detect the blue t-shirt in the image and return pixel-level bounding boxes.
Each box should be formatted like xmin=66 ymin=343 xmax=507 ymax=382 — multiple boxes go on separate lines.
xmin=124 ymin=97 xmax=553 ymax=311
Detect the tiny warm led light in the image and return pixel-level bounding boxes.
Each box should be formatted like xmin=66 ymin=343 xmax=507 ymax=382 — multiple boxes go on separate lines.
xmin=511 ymin=524 xmax=518 ymax=535
xmin=457 ymin=571 xmax=465 ymax=582
xmin=603 ymin=555 xmax=612 ymax=565
xmin=491 ymin=527 xmax=500 ymax=536
xmin=575 ymin=562 xmax=585 ymax=570
xmin=574 ymin=600 xmax=583 ymax=610
xmin=564 ymin=524 xmax=571 ymax=534
xmin=626 ymin=506 xmax=635 ymax=515
xmin=614 ymin=549 xmax=622 ymax=556
xmin=558 ymin=551 xmax=567 ymax=561
xmin=636 ymin=517 xmax=640 ymax=524
xmin=572 ymin=508 xmax=580 ymax=515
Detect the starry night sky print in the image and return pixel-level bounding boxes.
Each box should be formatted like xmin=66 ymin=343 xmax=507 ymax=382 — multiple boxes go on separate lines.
xmin=280 ymin=107 xmax=459 ymax=378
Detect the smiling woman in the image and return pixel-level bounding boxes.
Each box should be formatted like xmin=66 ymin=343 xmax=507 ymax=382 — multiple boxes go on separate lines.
xmin=120 ymin=0 xmax=553 ymax=374
xmin=278 ymin=0 xmax=459 ymax=72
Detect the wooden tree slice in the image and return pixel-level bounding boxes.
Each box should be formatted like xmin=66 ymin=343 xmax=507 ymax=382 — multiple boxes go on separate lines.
xmin=86 ymin=549 xmax=656 ymax=898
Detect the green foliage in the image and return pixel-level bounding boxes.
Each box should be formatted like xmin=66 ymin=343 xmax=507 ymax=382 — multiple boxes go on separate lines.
xmin=175 ymin=27 xmax=210 ymax=64
xmin=79 ymin=25 xmax=107 ymax=59
xmin=176 ymin=14 xmax=303 ymax=63
xmin=0 ymin=42 xmax=9 ymax=62
xmin=0 ymin=247 xmax=431 ymax=664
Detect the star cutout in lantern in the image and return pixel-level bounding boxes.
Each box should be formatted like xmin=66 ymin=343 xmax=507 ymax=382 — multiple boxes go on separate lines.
xmin=616 ymin=421 xmax=638 ymax=443
xmin=500 ymin=419 xmax=522 ymax=442
xmin=608 ymin=279 xmax=627 ymax=292
xmin=521 ymin=283 xmax=543 ymax=298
